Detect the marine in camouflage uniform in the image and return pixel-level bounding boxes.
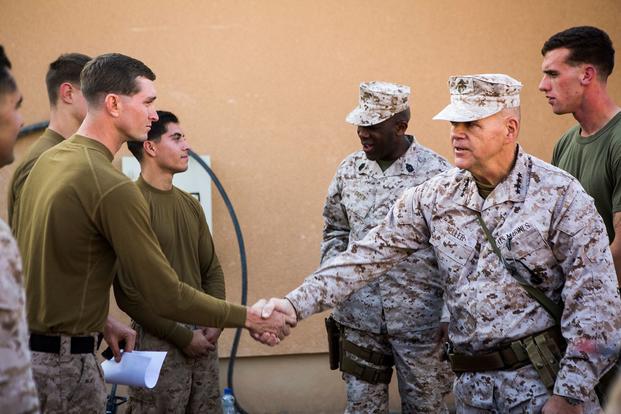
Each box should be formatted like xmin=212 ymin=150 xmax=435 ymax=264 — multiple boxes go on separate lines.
xmin=0 ymin=44 xmax=39 ymax=414
xmin=324 ymin=81 xmax=453 ymax=413
xmin=0 ymin=220 xmax=40 ymax=414
xmin=281 ymin=75 xmax=621 ymax=414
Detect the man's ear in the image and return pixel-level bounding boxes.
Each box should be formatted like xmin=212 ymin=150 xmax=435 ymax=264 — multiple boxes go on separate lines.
xmin=104 ymin=94 xmax=121 ymax=117
xmin=143 ymin=140 xmax=157 ymax=158
xmin=505 ymin=116 xmax=519 ymax=142
xmin=395 ymin=120 xmax=408 ymax=135
xmin=581 ymin=65 xmax=597 ymax=85
xmin=58 ymin=82 xmax=76 ymax=105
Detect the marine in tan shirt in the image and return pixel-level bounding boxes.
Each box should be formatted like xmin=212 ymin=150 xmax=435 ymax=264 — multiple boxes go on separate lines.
xmin=13 ymin=53 xmax=291 ymax=413
xmin=8 ymin=53 xmax=90 ymax=225
xmin=116 ymin=110 xmax=227 ymax=413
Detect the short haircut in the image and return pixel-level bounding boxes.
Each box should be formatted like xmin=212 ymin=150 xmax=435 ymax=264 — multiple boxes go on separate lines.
xmin=127 ymin=110 xmax=179 ymax=162
xmin=542 ymin=26 xmax=615 ymax=80
xmin=80 ymin=53 xmax=156 ymax=106
xmin=46 ymin=53 xmax=91 ymax=105
xmin=0 ymin=45 xmax=17 ymax=97
xmin=392 ymin=107 xmax=411 ymax=124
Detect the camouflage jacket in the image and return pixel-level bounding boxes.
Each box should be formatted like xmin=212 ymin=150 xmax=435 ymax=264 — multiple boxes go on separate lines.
xmin=288 ymin=146 xmax=621 ymax=401
xmin=322 ymin=136 xmax=450 ymax=333
xmin=0 ymin=219 xmax=35 ymax=384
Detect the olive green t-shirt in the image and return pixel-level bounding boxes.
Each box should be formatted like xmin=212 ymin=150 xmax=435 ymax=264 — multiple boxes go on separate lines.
xmin=14 ymin=134 xmax=246 ymax=335
xmin=552 ymin=112 xmax=621 ymax=242
xmin=7 ymin=128 xmax=64 ymax=226
xmin=114 ymin=176 xmax=226 ymax=348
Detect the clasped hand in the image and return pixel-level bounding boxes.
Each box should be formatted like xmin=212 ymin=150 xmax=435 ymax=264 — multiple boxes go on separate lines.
xmin=246 ymin=298 xmax=297 ymax=346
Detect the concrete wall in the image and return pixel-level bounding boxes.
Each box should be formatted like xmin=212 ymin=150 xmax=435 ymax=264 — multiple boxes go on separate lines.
xmin=2 ymin=1 xmax=620 ymax=412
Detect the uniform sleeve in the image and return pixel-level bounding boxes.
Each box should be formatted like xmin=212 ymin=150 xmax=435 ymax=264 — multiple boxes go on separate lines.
xmin=101 ymin=183 xmax=246 ymax=328
xmin=609 ymin=133 xmax=621 ymax=214
xmin=320 ymin=168 xmax=350 ymax=263
xmin=286 ymin=186 xmax=430 ymax=319
xmin=7 ymin=160 xmax=34 ymax=227
xmin=549 ymin=182 xmax=621 ymax=401
xmin=113 ymin=276 xmax=193 ymax=349
xmin=197 ymin=206 xmax=225 ymax=300
xmin=551 ymin=140 xmax=561 ymax=166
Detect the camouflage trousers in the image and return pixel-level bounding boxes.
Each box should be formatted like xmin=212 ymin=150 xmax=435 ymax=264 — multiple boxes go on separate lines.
xmin=342 ymin=326 xmax=454 ymax=414
xmin=0 ymin=364 xmax=40 ymax=414
xmin=31 ymin=335 xmax=106 ymax=414
xmin=454 ymin=365 xmax=602 ymax=413
xmin=127 ymin=326 xmax=222 ymax=414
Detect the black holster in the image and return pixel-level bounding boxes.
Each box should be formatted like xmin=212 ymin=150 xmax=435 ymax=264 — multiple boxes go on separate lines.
xmin=325 ymin=316 xmax=341 ymax=370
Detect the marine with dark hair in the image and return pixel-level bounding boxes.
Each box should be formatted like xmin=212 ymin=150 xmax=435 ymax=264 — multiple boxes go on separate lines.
xmin=12 ymin=53 xmax=292 ymax=413
xmin=0 ymin=44 xmax=40 ymax=414
xmin=539 ymin=26 xmax=621 ymax=282
xmin=319 ymin=81 xmax=453 ymax=413
xmin=8 ymin=52 xmax=91 ymax=223
xmin=120 ymin=110 xmax=226 ymax=413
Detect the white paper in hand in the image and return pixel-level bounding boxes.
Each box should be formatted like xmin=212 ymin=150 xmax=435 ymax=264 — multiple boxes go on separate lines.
xmin=101 ymin=351 xmax=167 ymax=388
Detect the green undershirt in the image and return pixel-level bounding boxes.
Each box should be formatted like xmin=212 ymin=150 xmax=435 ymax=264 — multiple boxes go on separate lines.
xmin=14 ymin=134 xmax=246 ymax=335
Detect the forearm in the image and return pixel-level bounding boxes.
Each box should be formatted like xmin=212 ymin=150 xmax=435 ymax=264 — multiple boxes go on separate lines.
xmin=113 ymin=279 xmax=193 ymax=348
xmin=201 ymin=256 xmax=226 ymax=300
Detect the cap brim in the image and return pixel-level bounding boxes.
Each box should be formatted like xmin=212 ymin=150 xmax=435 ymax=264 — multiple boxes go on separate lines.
xmin=345 ymin=107 xmax=392 ymax=126
xmin=432 ymin=103 xmax=502 ymax=122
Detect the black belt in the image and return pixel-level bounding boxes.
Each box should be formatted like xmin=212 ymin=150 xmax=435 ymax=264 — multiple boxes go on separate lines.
xmin=29 ymin=333 xmax=99 ymax=354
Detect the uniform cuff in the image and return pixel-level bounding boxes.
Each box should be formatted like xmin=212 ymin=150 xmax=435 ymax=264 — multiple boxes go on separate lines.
xmin=167 ymin=324 xmax=194 ymax=349
xmin=224 ymin=304 xmax=247 ymax=328
xmin=553 ymin=366 xmax=596 ymax=401
xmin=285 ymin=290 xmax=310 ymax=320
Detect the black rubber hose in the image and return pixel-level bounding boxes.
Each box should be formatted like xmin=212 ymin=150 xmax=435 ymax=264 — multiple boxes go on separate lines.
xmin=18 ymin=121 xmax=49 ymax=137
xmin=187 ymin=151 xmax=249 ymax=414
xmin=18 ymin=123 xmax=250 ymax=414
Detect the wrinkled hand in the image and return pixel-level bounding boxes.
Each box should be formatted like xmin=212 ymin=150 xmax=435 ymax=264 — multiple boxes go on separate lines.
xmin=183 ymin=329 xmax=214 ymax=357
xmin=542 ymin=395 xmax=583 ymax=414
xmin=202 ymin=327 xmax=222 ymax=345
xmin=104 ymin=315 xmax=136 ymax=362
xmin=248 ymin=298 xmax=298 ymax=346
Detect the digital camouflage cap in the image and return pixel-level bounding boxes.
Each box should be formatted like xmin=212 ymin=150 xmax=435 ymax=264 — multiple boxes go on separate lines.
xmin=346 ymin=81 xmax=410 ymax=126
xmin=433 ymin=74 xmax=522 ymax=122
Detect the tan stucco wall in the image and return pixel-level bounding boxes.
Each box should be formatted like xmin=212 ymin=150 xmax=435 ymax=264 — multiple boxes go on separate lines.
xmin=1 ymin=1 xmax=620 ymax=411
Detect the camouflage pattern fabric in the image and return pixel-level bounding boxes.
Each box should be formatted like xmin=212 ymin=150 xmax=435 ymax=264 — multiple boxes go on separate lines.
xmin=454 ymin=366 xmax=600 ymax=413
xmin=342 ymin=326 xmax=450 ymax=414
xmin=323 ymin=137 xmax=454 ymax=411
xmin=0 ymin=219 xmax=39 ymax=414
xmin=325 ymin=137 xmax=451 ymax=335
xmin=433 ymin=74 xmax=522 ymax=122
xmin=288 ymin=146 xmax=621 ymax=405
xmin=31 ymin=335 xmax=105 ymax=414
xmin=127 ymin=324 xmax=222 ymax=414
xmin=345 ymin=81 xmax=410 ymax=126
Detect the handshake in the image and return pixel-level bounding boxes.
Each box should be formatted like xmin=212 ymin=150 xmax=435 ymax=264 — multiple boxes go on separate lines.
xmin=244 ymin=298 xmax=298 ymax=346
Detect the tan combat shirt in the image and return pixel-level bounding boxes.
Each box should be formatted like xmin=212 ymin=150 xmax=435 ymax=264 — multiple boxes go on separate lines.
xmin=7 ymin=128 xmax=64 ymax=225
xmin=323 ymin=137 xmax=451 ymax=334
xmin=115 ymin=176 xmax=226 ymax=349
xmin=288 ymin=146 xmax=621 ymax=401
xmin=14 ymin=135 xmax=245 ymax=335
